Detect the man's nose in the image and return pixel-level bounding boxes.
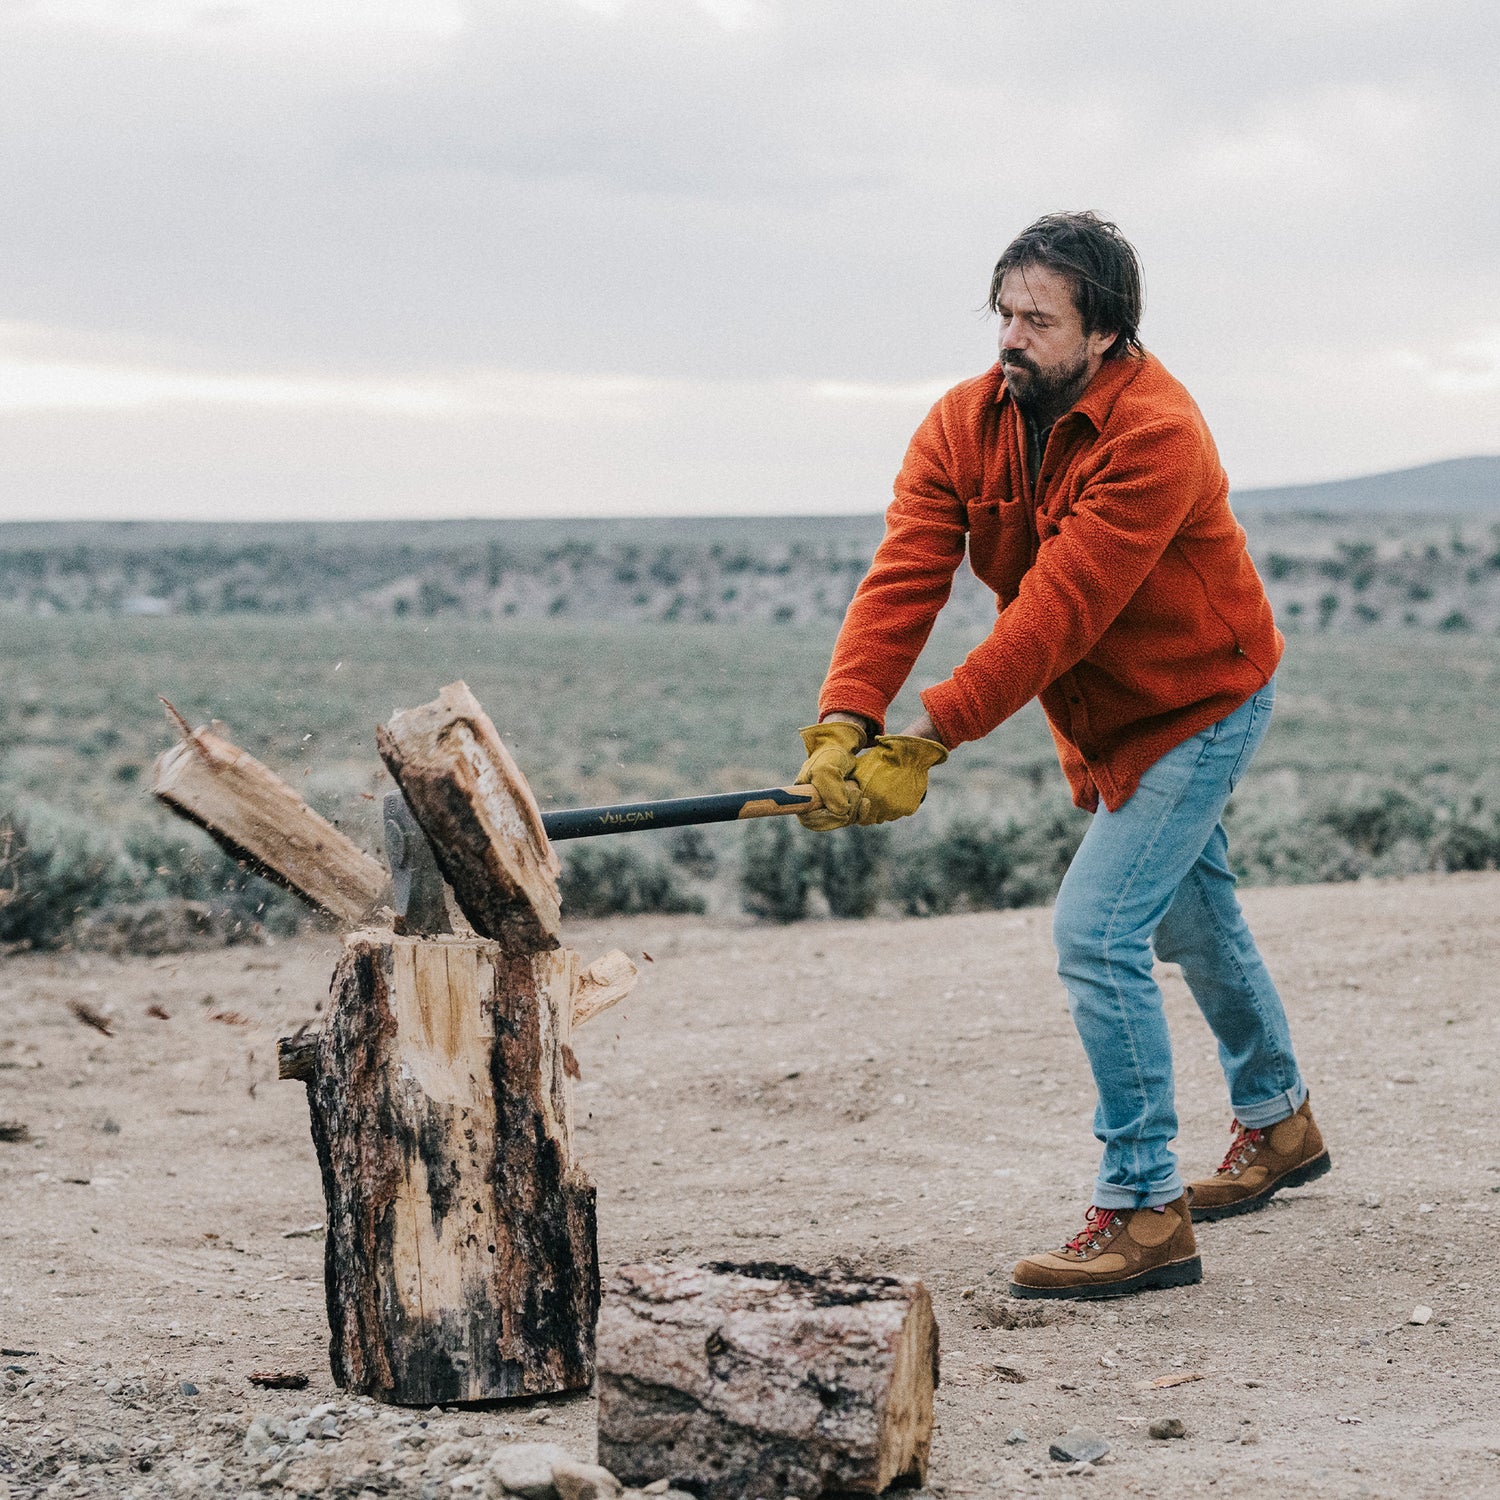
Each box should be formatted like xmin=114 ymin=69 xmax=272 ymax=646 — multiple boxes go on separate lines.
xmin=1000 ymin=322 xmax=1027 ymax=351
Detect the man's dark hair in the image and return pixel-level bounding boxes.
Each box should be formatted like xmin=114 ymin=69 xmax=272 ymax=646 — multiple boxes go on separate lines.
xmin=989 ymin=211 xmax=1145 ymax=358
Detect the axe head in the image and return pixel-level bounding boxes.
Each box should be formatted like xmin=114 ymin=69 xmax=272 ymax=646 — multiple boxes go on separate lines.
xmin=382 ymin=791 xmax=453 ymax=936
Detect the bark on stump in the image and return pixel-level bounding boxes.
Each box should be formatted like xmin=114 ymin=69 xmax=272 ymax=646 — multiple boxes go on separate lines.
xmin=299 ymin=930 xmax=598 ymax=1404
xmin=597 ymin=1261 xmax=940 ymax=1498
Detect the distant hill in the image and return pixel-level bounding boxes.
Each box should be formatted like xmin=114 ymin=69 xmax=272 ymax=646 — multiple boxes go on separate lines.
xmin=2 ymin=455 xmax=1497 ymax=636
xmin=1234 ymin=455 xmax=1500 ymax=514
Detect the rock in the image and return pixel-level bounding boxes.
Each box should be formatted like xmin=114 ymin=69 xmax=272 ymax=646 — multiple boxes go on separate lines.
xmin=1005 ymin=1428 xmax=1029 ymax=1445
xmin=1239 ymin=1425 xmax=1261 ymax=1445
xmin=1048 ymin=1428 xmax=1111 ymax=1465
xmin=487 ymin=1441 xmax=573 ymax=1498
xmin=552 ymin=1457 xmax=624 ymax=1500
xmin=1410 ymin=1306 xmax=1433 ymax=1325
xmin=1148 ymin=1417 xmax=1186 ymax=1440
xmin=242 ymin=1419 xmax=274 ymax=1459
xmin=178 ymin=1381 xmax=199 ymax=1396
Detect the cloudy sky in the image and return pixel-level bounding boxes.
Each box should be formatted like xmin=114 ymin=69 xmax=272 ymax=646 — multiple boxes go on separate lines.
xmin=2 ymin=0 xmax=1496 ymax=520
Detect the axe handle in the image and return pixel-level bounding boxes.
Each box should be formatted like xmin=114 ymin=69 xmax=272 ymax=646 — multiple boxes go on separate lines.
xmin=542 ymin=784 xmax=843 ymax=842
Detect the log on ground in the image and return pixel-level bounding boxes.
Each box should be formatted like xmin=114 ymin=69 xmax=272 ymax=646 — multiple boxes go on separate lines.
xmin=597 ymin=1260 xmax=939 ymax=1498
xmin=296 ymin=929 xmax=598 ymax=1404
xmin=377 ymin=681 xmax=560 ymax=952
xmin=152 ymin=724 xmax=387 ymax=923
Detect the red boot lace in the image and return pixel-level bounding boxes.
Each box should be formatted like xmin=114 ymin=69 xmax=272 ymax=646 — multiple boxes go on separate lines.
xmin=1063 ymin=1207 xmax=1119 ymax=1255
xmin=1218 ymin=1119 xmax=1264 ymax=1174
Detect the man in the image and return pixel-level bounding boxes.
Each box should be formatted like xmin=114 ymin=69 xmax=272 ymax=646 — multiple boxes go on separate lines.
xmin=796 ymin=211 xmax=1328 ymax=1299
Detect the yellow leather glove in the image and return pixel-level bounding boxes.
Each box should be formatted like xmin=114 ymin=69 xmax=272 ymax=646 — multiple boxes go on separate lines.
xmin=795 ymin=720 xmax=866 ymax=831
xmin=851 ymin=734 xmax=949 ymax=825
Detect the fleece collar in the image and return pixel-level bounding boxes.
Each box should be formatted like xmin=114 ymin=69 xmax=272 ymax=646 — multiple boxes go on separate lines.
xmin=996 ymin=350 xmax=1151 ymax=433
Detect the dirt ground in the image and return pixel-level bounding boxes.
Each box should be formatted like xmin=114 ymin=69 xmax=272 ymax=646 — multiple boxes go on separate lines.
xmin=3 ymin=871 xmax=1499 ymax=1499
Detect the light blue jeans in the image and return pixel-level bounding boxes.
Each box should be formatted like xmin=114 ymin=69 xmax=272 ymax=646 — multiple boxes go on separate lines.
xmin=1052 ymin=678 xmax=1305 ymax=1209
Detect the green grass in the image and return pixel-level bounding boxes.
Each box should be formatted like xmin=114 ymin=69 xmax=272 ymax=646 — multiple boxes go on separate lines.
xmin=3 ymin=616 xmax=1498 ymax=849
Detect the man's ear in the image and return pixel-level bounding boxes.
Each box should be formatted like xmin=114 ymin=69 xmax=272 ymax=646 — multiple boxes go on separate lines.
xmin=1087 ymin=327 xmax=1120 ymax=359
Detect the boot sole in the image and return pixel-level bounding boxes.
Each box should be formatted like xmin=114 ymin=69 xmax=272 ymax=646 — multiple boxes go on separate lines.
xmin=1189 ymin=1150 xmax=1333 ymax=1223
xmin=1007 ymin=1255 xmax=1203 ymax=1301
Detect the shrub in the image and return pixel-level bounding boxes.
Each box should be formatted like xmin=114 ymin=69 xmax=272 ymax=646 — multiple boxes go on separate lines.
xmin=740 ymin=820 xmax=812 ymax=922
xmin=1315 ymin=783 xmax=1435 ymax=859
xmin=0 ymin=801 xmax=314 ymax=950
xmin=892 ymin=817 xmax=1020 ymax=916
xmin=1431 ymin=800 xmax=1500 ymax=872
xmin=0 ymin=807 xmax=126 ymax=948
xmin=810 ymin=824 xmax=889 ymax=919
xmin=887 ymin=804 xmax=1089 ymax=917
xmin=120 ymin=826 xmax=303 ymax=936
xmin=666 ymin=826 xmax=719 ymax=880
xmin=559 ymin=844 xmax=705 ymax=918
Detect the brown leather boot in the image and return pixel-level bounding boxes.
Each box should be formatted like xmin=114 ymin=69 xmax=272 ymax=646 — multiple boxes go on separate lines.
xmin=1009 ymin=1195 xmax=1201 ymax=1299
xmin=1187 ymin=1096 xmax=1331 ymax=1222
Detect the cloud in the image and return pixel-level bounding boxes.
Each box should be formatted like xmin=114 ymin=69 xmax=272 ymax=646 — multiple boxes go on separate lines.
xmin=0 ymin=0 xmax=1495 ymax=515
xmin=1387 ymin=328 xmax=1500 ymax=396
xmin=0 ymin=322 xmax=660 ymax=418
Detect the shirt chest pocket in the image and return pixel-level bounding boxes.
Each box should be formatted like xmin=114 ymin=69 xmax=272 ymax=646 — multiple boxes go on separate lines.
xmin=965 ymin=494 xmax=1034 ymax=604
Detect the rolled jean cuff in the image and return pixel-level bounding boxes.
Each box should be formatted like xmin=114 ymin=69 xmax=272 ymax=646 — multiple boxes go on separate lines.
xmin=1093 ymin=1172 xmax=1184 ymax=1211
xmin=1231 ymin=1080 xmax=1307 ymax=1130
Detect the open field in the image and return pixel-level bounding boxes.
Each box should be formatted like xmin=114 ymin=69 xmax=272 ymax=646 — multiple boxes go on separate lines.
xmin=3 ymin=511 xmax=1500 ymax=635
xmin=4 ymin=618 xmax=1499 ymax=942
xmin=6 ymin=617 xmax=1500 ymax=824
xmin=3 ymin=873 xmax=1499 ymax=1498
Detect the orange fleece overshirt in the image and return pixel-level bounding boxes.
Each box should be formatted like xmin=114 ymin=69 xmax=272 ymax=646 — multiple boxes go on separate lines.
xmin=818 ymin=352 xmax=1283 ymax=813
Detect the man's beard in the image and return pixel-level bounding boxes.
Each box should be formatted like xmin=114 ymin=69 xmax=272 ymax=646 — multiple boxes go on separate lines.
xmin=1002 ymin=346 xmax=1093 ymax=426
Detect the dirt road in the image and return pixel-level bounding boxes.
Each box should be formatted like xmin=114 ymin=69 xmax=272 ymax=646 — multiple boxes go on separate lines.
xmin=2 ymin=872 xmax=1498 ymax=1498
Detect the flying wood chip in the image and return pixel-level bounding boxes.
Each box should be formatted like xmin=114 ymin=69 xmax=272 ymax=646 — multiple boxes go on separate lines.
xmin=68 ymin=1001 xmax=113 ymax=1036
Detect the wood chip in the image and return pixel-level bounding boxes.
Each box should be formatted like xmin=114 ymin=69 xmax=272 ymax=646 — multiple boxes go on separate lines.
xmin=0 ymin=1121 xmax=32 ymax=1143
xmin=208 ymin=1011 xmax=251 ymax=1027
xmin=145 ymin=1004 xmax=171 ymax=1020
xmin=248 ymin=1371 xmax=309 ymax=1389
xmin=1140 ymin=1369 xmax=1212 ymax=1390
xmin=68 ymin=1000 xmax=114 ymax=1036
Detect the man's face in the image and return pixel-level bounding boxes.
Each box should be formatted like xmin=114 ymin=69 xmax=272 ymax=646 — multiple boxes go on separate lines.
xmin=996 ymin=262 xmax=1116 ymax=419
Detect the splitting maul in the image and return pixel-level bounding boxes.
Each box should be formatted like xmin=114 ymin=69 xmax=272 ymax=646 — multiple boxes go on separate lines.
xmin=385 ymin=780 xmax=850 ymax=931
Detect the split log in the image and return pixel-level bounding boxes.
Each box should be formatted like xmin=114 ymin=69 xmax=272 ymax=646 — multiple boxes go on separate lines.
xmin=292 ymin=930 xmax=598 ymax=1404
xmin=377 ymin=682 xmax=561 ymax=952
xmin=153 ymin=723 xmax=387 ymax=923
xmin=597 ymin=1261 xmax=939 ymax=1499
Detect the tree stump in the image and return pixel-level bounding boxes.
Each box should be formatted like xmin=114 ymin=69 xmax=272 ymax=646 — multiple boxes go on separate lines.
xmin=299 ymin=930 xmax=598 ymax=1404
xmin=597 ymin=1261 xmax=940 ymax=1498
